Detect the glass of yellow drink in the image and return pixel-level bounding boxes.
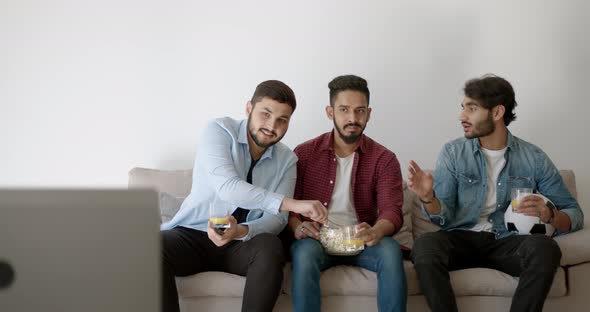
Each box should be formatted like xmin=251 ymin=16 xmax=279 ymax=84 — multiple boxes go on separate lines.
xmin=343 ymin=225 xmax=364 ymax=252
xmin=209 ymin=201 xmax=230 ymax=231
xmin=511 ymin=188 xmax=532 ymax=212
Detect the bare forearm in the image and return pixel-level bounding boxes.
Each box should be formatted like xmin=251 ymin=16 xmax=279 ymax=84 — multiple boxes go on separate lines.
xmin=288 ymin=214 xmax=302 ymax=232
xmin=552 ymin=210 xmax=572 ymax=232
xmin=279 ymin=197 xmax=296 ymax=212
xmin=421 ymin=193 xmax=442 ymax=215
xmin=236 ymin=225 xmax=249 ymax=239
xmin=373 ymin=219 xmax=395 ymax=237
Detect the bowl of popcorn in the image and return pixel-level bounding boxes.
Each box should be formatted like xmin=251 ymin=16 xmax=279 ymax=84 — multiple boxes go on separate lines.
xmin=319 ymin=225 xmax=365 ymax=256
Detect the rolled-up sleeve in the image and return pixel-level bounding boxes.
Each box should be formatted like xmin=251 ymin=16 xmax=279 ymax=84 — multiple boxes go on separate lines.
xmin=375 ymin=154 xmax=404 ymax=234
xmin=536 ymin=149 xmax=584 ymax=234
xmin=427 ymin=144 xmax=457 ymax=226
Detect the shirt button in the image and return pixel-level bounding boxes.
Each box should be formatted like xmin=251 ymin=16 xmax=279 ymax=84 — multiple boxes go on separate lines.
xmin=323 ymin=202 xmax=328 ymax=206
xmin=333 ymin=158 xmax=336 ymax=161
xmin=330 ymin=180 xmax=334 ymax=184
xmin=497 ymin=204 xmax=501 ymax=207
xmin=498 ymin=182 xmax=502 ymax=186
xmin=469 ymin=179 xmax=472 ymax=183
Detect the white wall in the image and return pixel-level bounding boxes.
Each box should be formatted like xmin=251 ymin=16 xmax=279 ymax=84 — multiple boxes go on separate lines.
xmin=1 ymin=0 xmax=589 ymax=212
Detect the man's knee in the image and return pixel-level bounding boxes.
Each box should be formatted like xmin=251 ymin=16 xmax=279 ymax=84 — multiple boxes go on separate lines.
xmin=248 ymin=233 xmax=285 ymax=267
xmin=369 ymin=237 xmax=405 ymax=276
xmin=411 ymin=231 xmax=450 ymax=265
xmin=372 ymin=237 xmax=403 ymax=262
xmin=520 ymin=235 xmax=562 ymax=269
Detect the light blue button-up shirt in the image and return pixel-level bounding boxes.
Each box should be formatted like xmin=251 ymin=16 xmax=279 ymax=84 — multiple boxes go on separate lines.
xmin=423 ymin=131 xmax=584 ymax=239
xmin=160 ymin=117 xmax=296 ymax=241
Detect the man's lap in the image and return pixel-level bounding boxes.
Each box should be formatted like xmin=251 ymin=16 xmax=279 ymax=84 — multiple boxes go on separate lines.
xmin=163 ymin=227 xmax=284 ymax=276
xmin=291 ymin=237 xmax=403 ymax=273
xmin=412 ymin=230 xmax=560 ymax=275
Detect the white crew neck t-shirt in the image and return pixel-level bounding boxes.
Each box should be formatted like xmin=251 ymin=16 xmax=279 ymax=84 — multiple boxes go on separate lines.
xmin=469 ymin=146 xmax=507 ymax=232
xmin=327 ymin=153 xmax=358 ymax=226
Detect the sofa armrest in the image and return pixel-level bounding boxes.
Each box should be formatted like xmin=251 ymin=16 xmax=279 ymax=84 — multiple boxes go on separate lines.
xmin=554 ymin=222 xmax=590 ymax=266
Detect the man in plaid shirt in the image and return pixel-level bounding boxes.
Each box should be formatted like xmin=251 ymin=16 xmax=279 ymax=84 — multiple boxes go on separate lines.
xmin=287 ymin=75 xmax=407 ymax=312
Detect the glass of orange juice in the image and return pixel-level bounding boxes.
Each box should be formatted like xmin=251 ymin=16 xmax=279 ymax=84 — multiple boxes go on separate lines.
xmin=209 ymin=201 xmax=230 ymax=232
xmin=511 ymin=187 xmax=532 ymax=212
xmin=343 ymin=225 xmax=364 ymax=252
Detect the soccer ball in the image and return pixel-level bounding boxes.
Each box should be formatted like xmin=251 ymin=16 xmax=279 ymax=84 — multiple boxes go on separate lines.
xmin=504 ymin=194 xmax=555 ymax=236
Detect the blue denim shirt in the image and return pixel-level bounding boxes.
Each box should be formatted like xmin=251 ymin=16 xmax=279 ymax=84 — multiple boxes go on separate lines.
xmin=160 ymin=117 xmax=297 ymax=241
xmin=423 ymin=131 xmax=584 ymax=239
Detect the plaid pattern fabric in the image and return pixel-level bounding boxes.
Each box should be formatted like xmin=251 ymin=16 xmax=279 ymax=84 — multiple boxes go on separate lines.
xmin=292 ymin=131 xmax=404 ymax=232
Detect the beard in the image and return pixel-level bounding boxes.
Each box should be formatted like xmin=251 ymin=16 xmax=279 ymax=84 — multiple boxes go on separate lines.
xmin=334 ymin=119 xmax=365 ymax=144
xmin=247 ymin=115 xmax=284 ymax=149
xmin=464 ymin=112 xmax=495 ymax=139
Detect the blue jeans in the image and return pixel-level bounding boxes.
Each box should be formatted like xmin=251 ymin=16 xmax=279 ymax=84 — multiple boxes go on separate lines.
xmin=291 ymin=237 xmax=407 ymax=312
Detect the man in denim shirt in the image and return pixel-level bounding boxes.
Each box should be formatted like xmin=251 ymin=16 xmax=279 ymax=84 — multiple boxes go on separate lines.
xmin=407 ymin=75 xmax=583 ymax=312
xmin=160 ymin=80 xmax=328 ymax=312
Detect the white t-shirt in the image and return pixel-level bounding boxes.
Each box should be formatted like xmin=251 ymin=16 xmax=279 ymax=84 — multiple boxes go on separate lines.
xmin=327 ymin=153 xmax=358 ymax=226
xmin=469 ymin=146 xmax=507 ymax=232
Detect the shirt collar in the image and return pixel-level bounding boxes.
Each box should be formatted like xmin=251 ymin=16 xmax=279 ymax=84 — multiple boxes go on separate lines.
xmin=471 ymin=129 xmax=516 ymax=155
xmin=238 ymin=119 xmax=274 ymax=161
xmin=506 ymin=130 xmax=517 ymax=149
xmin=319 ymin=130 xmax=367 ymax=154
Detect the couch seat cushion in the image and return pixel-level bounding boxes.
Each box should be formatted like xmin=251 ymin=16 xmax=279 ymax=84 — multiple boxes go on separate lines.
xmin=282 ymin=261 xmax=566 ymax=298
xmin=176 ymin=271 xmax=247 ymax=298
xmin=178 ymin=262 xmax=566 ymax=299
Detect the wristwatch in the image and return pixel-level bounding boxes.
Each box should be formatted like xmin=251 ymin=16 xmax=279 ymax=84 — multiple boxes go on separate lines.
xmin=419 ymin=191 xmax=435 ymax=204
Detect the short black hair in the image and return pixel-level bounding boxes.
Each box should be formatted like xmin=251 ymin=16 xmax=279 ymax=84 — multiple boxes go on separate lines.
xmin=464 ymin=74 xmax=517 ymax=126
xmin=250 ymin=80 xmax=296 ymax=112
xmin=328 ymin=75 xmax=370 ymax=106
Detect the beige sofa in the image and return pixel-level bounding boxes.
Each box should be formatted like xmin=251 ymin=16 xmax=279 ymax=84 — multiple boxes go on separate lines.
xmin=129 ymin=168 xmax=590 ymax=312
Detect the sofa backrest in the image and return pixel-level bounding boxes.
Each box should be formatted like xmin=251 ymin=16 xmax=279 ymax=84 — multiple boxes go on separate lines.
xmin=129 ymin=167 xmax=193 ymax=197
xmin=129 ymin=167 xmax=577 ymax=249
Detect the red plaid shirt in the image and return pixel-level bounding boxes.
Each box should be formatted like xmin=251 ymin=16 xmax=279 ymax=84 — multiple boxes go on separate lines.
xmin=292 ymin=131 xmax=404 ymax=233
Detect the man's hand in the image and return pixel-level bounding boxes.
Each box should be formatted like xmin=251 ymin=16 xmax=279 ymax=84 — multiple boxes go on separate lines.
xmin=294 ymin=221 xmax=321 ymax=240
xmin=281 ymin=198 xmax=328 ymax=224
xmin=407 ymin=160 xmax=434 ymax=200
xmin=355 ymin=222 xmax=385 ymax=247
xmin=207 ymin=216 xmax=242 ymax=247
xmin=517 ymin=195 xmax=552 ymax=222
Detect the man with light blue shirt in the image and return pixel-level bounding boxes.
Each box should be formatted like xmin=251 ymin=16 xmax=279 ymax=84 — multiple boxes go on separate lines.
xmin=160 ymin=80 xmax=328 ymax=312
xmin=407 ymin=74 xmax=583 ymax=312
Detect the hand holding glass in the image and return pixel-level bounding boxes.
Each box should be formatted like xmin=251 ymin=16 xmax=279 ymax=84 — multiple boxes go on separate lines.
xmin=209 ymin=202 xmax=230 ymax=232
xmin=511 ymin=188 xmax=533 ymax=212
xmin=343 ymin=225 xmax=364 ymax=252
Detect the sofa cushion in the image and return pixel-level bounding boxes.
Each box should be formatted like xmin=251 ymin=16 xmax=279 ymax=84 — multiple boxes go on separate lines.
xmin=178 ymin=262 xmax=566 ymax=298
xmin=282 ymin=260 xmax=418 ymax=297
xmin=128 ymin=167 xmax=193 ymax=197
xmin=554 ymin=223 xmax=590 ymax=266
xmin=159 ymin=192 xmax=184 ymax=224
xmin=177 ymin=271 xmax=246 ymax=298
xmin=392 ymin=182 xmax=414 ymax=249
xmin=283 ymin=261 xmax=567 ymax=297
xmin=447 ymin=267 xmax=566 ymax=298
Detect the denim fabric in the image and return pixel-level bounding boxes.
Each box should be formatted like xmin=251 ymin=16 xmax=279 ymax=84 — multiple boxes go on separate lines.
xmin=424 ymin=131 xmax=583 ymax=238
xmin=291 ymin=237 xmax=407 ymax=312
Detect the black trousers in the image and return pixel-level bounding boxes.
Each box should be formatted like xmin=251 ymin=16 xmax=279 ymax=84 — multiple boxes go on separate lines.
xmin=162 ymin=227 xmax=285 ymax=312
xmin=411 ymin=231 xmax=561 ymax=312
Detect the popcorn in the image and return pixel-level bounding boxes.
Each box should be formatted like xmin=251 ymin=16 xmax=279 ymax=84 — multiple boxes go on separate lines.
xmin=319 ymin=226 xmax=363 ymax=256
